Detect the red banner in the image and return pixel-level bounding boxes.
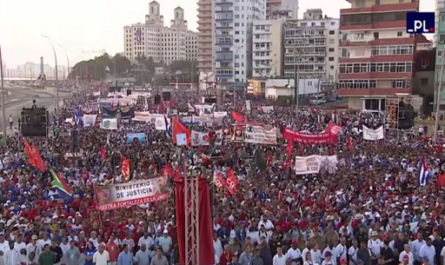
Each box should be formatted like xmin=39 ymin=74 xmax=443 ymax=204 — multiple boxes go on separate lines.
xmin=214 ymin=174 xmax=226 ymax=189
xmin=282 ymin=128 xmax=336 ymax=144
xmin=225 ymin=172 xmax=238 ymax=194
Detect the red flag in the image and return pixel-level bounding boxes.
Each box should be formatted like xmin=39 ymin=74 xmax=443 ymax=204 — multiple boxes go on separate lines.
xmin=214 ymin=173 xmax=226 ymax=189
xmin=121 ymin=157 xmax=130 ymax=181
xmin=31 ymin=145 xmax=45 ymax=172
xmin=286 ymin=140 xmax=293 ymax=157
xmin=100 ymin=146 xmax=105 ymax=159
xmin=347 ymin=136 xmax=353 ymax=151
xmin=225 ymin=172 xmax=238 ymax=195
xmin=163 ymin=164 xmax=173 ymax=179
xmin=225 ymin=169 xmax=238 ymax=186
xmin=438 ymin=174 xmax=445 ymax=187
xmin=172 ymin=117 xmax=191 ymax=146
xmin=300 ymin=143 xmax=304 ymax=155
xmin=23 ymin=139 xmax=35 ymax=166
xmin=231 ymin=111 xmax=244 ymax=122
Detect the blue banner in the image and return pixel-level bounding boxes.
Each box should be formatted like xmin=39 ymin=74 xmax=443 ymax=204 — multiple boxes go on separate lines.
xmin=126 ymin=133 xmax=146 ymax=144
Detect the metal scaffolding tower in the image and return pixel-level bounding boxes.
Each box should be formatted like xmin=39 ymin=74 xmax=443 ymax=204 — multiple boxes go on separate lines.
xmin=184 ymin=174 xmax=200 ymax=265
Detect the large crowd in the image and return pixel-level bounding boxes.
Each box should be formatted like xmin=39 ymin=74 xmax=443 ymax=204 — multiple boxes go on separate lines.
xmin=0 ymin=84 xmax=442 ymax=265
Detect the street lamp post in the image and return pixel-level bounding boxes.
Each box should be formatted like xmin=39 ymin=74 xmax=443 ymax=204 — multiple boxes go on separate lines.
xmin=58 ymin=44 xmax=70 ymax=80
xmin=41 ymin=34 xmax=59 ymax=117
xmin=0 ymin=45 xmax=7 ymax=137
xmin=233 ymin=45 xmax=243 ymax=106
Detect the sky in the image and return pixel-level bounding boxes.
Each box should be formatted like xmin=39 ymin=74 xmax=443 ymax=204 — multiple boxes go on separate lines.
xmin=0 ymin=0 xmax=435 ymax=68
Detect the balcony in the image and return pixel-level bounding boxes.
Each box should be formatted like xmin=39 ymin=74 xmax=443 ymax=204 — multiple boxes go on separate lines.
xmin=197 ymin=13 xmax=212 ymax=19
xmin=338 ymin=88 xmax=411 ymax=96
xmin=197 ymin=25 xmax=212 ymax=31
xmin=215 ymin=0 xmax=233 ymax=6
xmin=216 ymin=42 xmax=233 ymax=46
xmin=215 ymin=10 xmax=233 ymax=13
xmin=216 ymin=26 xmax=233 ymax=30
xmin=216 ymin=50 xmax=232 ymax=54
xmin=215 ymin=17 xmax=233 ymax=22
xmin=216 ymin=57 xmax=233 ymax=62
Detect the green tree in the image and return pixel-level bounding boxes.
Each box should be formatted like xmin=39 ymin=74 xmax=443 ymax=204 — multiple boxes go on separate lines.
xmin=169 ymin=60 xmax=198 ymax=83
xmin=68 ymin=53 xmax=131 ymax=80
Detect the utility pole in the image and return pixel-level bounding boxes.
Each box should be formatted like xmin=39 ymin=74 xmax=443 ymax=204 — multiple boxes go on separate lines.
xmin=293 ymin=49 xmax=299 ymax=111
xmin=434 ymin=48 xmax=445 ymax=142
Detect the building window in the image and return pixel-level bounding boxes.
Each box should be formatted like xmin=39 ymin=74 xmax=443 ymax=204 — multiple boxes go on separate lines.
xmin=441 ymin=12 xmax=445 ymax=21
xmin=329 ymin=30 xmax=335 ymax=35
xmin=397 ymin=31 xmax=402 ymax=37
xmin=329 ymin=48 xmax=335 ymax=52
xmin=421 ymin=78 xmax=428 ymax=85
xmin=440 ymin=35 xmax=445 ymax=44
xmin=329 ymin=57 xmax=334 ymax=61
xmin=373 ymin=32 xmax=379 ymax=39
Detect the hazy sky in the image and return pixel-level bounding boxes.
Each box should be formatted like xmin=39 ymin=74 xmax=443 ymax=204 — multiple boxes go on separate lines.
xmin=0 ymin=0 xmax=434 ymax=68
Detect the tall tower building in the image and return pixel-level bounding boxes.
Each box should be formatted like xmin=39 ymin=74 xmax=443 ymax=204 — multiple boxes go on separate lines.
xmin=266 ymin=0 xmax=298 ymax=20
xmin=123 ymin=1 xmax=197 ymax=64
xmin=435 ymin=0 xmax=445 ymax=46
xmin=197 ymin=0 xmax=214 ymax=74
xmin=214 ymin=0 xmax=266 ymax=91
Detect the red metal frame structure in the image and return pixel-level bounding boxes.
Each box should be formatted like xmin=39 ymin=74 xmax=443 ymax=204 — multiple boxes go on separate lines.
xmin=184 ymin=175 xmax=199 ymax=265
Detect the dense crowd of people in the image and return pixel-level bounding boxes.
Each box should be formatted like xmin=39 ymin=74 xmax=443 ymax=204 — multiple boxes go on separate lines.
xmin=0 ymin=84 xmax=442 ymax=265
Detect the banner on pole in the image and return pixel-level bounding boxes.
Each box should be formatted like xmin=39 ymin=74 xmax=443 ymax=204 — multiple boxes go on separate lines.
xmin=95 ymin=178 xmax=169 ymax=211
xmin=294 ymin=155 xmax=338 ymax=175
xmin=244 ymin=125 xmax=277 ymax=145
xmin=363 ymin=126 xmax=384 ymax=141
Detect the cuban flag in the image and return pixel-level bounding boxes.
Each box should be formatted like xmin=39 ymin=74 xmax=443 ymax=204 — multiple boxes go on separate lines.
xmin=73 ymin=109 xmax=83 ymax=127
xmin=418 ymin=157 xmax=432 ymax=186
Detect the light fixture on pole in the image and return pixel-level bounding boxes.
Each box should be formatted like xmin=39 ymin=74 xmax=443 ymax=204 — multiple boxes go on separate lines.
xmin=58 ymin=44 xmax=70 ymax=80
xmin=233 ymin=45 xmax=244 ymax=106
xmin=41 ymin=34 xmax=59 ymax=117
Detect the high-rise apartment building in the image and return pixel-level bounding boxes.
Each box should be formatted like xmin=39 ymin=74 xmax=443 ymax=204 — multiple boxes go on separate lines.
xmin=252 ymin=20 xmax=284 ymax=78
xmin=283 ymin=9 xmax=339 ymax=82
xmin=266 ymin=0 xmax=297 ymax=20
xmin=213 ymin=0 xmax=266 ymax=89
xmin=123 ymin=1 xmax=198 ymax=64
xmin=197 ymin=0 xmax=213 ymax=74
xmin=338 ymin=0 xmax=430 ymax=110
xmin=436 ymin=0 xmax=445 ymax=46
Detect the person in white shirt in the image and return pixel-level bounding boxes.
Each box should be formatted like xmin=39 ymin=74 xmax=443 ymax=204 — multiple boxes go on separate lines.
xmin=302 ymin=243 xmax=312 ymax=264
xmin=323 ymin=242 xmax=339 ymax=265
xmin=368 ymin=231 xmax=383 ymax=263
xmin=13 ymin=237 xmax=26 ymax=253
xmin=92 ymin=244 xmax=109 ymax=265
xmin=348 ymin=240 xmax=359 ymax=265
xmin=419 ymin=238 xmax=435 ymax=265
xmin=5 ymin=242 xmax=19 ymax=265
xmin=273 ymin=246 xmax=287 ymax=265
xmin=322 ymin=251 xmax=334 ymax=265
xmin=138 ymin=233 xmax=154 ymax=249
xmin=0 ymin=234 xmax=9 ymax=264
xmin=399 ymin=244 xmax=414 ymax=265
xmin=311 ymin=243 xmax=323 ymax=265
xmin=336 ymin=237 xmax=348 ymax=261
xmin=213 ymin=233 xmax=223 ymax=265
xmin=26 ymin=235 xmax=40 ymax=264
xmin=258 ymin=217 xmax=274 ymax=231
xmin=286 ymin=242 xmax=302 ymax=265
xmin=411 ymin=234 xmax=426 ymax=264
xmin=37 ymin=234 xmax=51 ymax=252
xmin=304 ymin=251 xmax=315 ymax=265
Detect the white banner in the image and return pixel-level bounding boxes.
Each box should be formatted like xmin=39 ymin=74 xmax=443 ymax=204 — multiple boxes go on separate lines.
xmin=191 ymin=130 xmax=210 ymax=146
xmin=294 ymin=155 xmax=338 ymax=175
xmin=155 ymin=117 xmax=170 ymax=131
xmin=244 ymin=125 xmax=277 ymax=145
xmin=82 ymin=114 xmax=97 ymax=127
xmin=363 ymin=126 xmax=384 ymax=141
xmin=215 ymin=129 xmax=224 ymax=146
xmin=133 ymin=112 xmax=151 ymax=122
xmin=213 ymin=112 xmax=227 ymax=118
xmin=192 ymin=115 xmax=212 ymax=126
xmin=100 ymin=118 xmax=118 ymax=130
xmin=260 ymin=106 xmax=274 ymax=113
xmin=95 ymin=178 xmax=169 ymax=211
xmin=188 ymin=103 xmax=215 ymax=115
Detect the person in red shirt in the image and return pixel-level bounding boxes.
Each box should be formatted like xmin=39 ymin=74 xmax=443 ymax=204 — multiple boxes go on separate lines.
xmin=219 ymin=244 xmax=233 ymax=265
xmin=105 ymin=236 xmax=120 ymax=265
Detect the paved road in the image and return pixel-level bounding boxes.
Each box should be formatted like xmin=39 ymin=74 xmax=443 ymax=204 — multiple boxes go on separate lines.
xmin=0 ymin=86 xmax=59 ymax=136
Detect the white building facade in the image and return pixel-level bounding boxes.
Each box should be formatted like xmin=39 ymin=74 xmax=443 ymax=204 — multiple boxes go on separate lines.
xmin=283 ymin=9 xmax=340 ymax=83
xmin=123 ymin=1 xmax=198 ymax=64
xmin=252 ymin=20 xmax=284 ymax=78
xmin=436 ymin=0 xmax=445 ymax=46
xmin=214 ymin=0 xmax=266 ymax=89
